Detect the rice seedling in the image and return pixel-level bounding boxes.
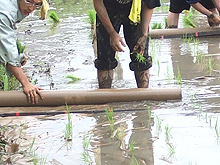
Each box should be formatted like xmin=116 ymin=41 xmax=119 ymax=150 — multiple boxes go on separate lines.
xmin=0 ymin=126 xmax=8 ymax=131
xmin=64 ymin=103 xmax=73 ymax=141
xmin=155 ymin=116 xmax=162 ymax=136
xmin=165 ymin=124 xmax=172 ymax=142
xmin=82 ymin=152 xmax=93 ymax=165
xmin=19 ymin=123 xmax=26 ymax=137
xmin=166 ymin=65 xmax=173 ymax=83
xmin=29 ymin=137 xmax=36 ymax=152
xmin=187 ymin=36 xmax=194 ymax=45
xmin=164 ymin=16 xmax=168 ymax=28
xmin=106 ymin=108 xmax=114 ymax=132
xmin=196 ymin=104 xmax=203 ymax=120
xmin=207 ymin=56 xmax=214 ymax=76
xmin=9 ymin=76 xmax=20 ymax=90
xmin=193 ymin=37 xmax=199 ymax=56
xmin=186 ymin=83 xmax=197 ymax=103
xmin=49 ymin=21 xmax=60 ymax=34
xmin=166 ymin=142 xmax=176 ymax=161
xmin=182 ymin=33 xmax=188 ymax=42
xmin=33 ymin=151 xmax=38 ymax=165
xmin=111 ymin=126 xmax=125 ymax=141
xmin=66 ymin=75 xmax=81 ymax=83
xmin=196 ymin=52 xmax=205 ymax=65
xmin=129 ymin=140 xmax=139 ymax=165
xmin=0 ymin=135 xmax=6 ymax=150
xmin=0 ymin=141 xmax=5 ymax=150
xmin=183 ymin=17 xmax=196 ymax=28
xmin=188 ymin=90 xmax=197 ymax=103
xmin=3 ymin=74 xmax=8 ymax=91
xmin=49 ymin=11 xmax=60 ymax=23
xmin=151 ymin=22 xmax=162 ymax=29
xmin=32 ymin=151 xmax=47 ymax=165
xmin=182 ymin=34 xmax=194 ymax=45
xmin=174 ymin=66 xmax=182 ymax=85
xmin=83 ymin=134 xmax=93 ymax=150
xmin=215 ymin=117 xmax=219 ymax=140
xmin=16 ymin=39 xmax=26 ymax=53
xmin=209 ymin=116 xmax=213 ymax=127
xmin=88 ymin=9 xmax=96 ymax=29
xmin=193 ymin=37 xmax=200 ymax=45
xmin=131 ymin=52 xmax=147 ymax=65
xmin=28 ymin=137 xmax=48 ymax=165
xmin=82 ymin=134 xmax=93 ymax=165
xmin=157 ymin=59 xmax=160 ymax=77
xmin=38 ymin=156 xmax=47 ymax=165
xmin=183 ymin=12 xmax=196 ymax=28
xmin=147 ymin=107 xmax=152 ymax=119
xmin=0 ymin=65 xmax=20 ymax=91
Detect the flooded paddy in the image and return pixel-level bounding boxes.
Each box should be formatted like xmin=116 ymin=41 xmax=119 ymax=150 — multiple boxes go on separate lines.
xmin=1 ymin=0 xmax=220 ymax=164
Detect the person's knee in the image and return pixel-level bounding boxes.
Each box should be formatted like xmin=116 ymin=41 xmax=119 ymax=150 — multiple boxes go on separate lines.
xmin=129 ymin=56 xmax=152 ymax=71
xmin=94 ymin=59 xmax=118 ymax=70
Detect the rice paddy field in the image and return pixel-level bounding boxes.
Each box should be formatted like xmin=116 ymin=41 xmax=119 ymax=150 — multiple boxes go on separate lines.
xmin=1 ymin=0 xmax=220 ymax=164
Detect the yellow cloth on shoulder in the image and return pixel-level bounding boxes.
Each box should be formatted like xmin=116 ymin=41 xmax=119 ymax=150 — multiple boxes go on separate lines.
xmin=128 ymin=0 xmax=141 ymax=25
xmin=41 ymin=0 xmax=49 ymax=20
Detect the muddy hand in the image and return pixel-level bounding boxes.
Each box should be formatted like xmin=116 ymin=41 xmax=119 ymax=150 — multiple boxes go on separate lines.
xmin=208 ymin=14 xmax=220 ymax=27
xmin=109 ymin=31 xmax=126 ymax=52
xmin=21 ymin=55 xmax=27 ymax=66
xmin=23 ymin=84 xmax=44 ymax=104
xmin=133 ymin=35 xmax=148 ymax=55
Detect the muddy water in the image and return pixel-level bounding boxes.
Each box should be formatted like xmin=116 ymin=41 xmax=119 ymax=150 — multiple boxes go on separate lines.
xmin=1 ymin=0 xmax=220 ymax=164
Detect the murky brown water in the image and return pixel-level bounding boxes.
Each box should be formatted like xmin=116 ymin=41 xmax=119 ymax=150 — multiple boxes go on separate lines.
xmin=1 ymin=0 xmax=220 ymax=164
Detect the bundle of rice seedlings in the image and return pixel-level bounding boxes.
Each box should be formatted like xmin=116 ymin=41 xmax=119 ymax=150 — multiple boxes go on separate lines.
xmin=16 ymin=39 xmax=26 ymax=53
xmin=49 ymin=11 xmax=60 ymax=23
xmin=88 ymin=9 xmax=96 ymax=28
xmin=183 ymin=12 xmax=196 ymax=28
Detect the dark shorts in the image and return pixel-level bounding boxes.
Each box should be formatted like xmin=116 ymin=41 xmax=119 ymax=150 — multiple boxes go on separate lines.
xmin=94 ymin=4 xmax=152 ymax=71
xmin=169 ymin=0 xmax=216 ymax=13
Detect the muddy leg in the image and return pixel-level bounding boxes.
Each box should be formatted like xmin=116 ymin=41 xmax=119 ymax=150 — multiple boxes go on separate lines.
xmin=98 ymin=70 xmax=113 ymax=89
xmin=134 ymin=70 xmax=150 ymax=88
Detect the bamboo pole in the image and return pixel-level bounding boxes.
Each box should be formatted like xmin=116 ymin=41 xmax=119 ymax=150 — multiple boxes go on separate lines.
xmin=0 ymin=88 xmax=181 ymax=107
xmin=149 ymin=26 xmax=220 ymax=39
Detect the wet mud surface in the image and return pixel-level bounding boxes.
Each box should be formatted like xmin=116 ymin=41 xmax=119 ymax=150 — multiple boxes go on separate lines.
xmin=1 ymin=0 xmax=220 ymax=164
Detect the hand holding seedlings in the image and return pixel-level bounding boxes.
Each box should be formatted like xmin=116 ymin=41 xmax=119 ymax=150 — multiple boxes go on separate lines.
xmin=20 ymin=55 xmax=27 ymax=66
xmin=133 ymin=35 xmax=148 ymax=55
xmin=131 ymin=52 xmax=147 ymax=65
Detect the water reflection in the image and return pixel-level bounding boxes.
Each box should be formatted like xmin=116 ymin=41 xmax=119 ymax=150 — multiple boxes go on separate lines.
xmin=92 ymin=110 xmax=154 ymax=165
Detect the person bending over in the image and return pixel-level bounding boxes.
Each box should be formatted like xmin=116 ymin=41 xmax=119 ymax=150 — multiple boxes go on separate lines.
xmin=0 ymin=0 xmax=49 ymax=104
xmin=93 ymin=0 xmax=160 ymax=89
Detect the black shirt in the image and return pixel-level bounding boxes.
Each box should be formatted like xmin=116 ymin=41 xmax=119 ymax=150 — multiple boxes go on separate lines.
xmin=104 ymin=0 xmax=161 ymax=10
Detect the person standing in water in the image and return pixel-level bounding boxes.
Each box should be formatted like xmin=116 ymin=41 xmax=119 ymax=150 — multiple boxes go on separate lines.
xmin=93 ymin=0 xmax=160 ymax=88
xmin=0 ymin=0 xmax=49 ymax=104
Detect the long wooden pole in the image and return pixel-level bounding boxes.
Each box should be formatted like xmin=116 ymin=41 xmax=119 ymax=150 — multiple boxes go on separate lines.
xmin=149 ymin=26 xmax=220 ymax=39
xmin=0 ymin=88 xmax=181 ymax=107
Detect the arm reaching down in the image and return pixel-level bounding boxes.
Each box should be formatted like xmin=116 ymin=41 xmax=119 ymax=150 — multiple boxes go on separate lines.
xmin=93 ymin=0 xmax=126 ymax=52
xmin=7 ymin=64 xmax=43 ymax=104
